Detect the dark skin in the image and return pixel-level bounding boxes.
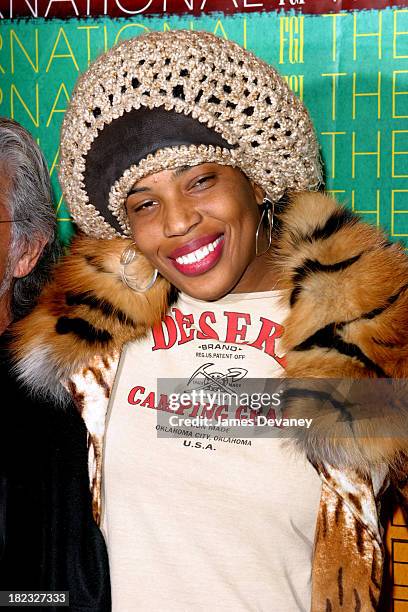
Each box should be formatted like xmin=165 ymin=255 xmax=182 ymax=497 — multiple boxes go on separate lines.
xmin=125 ymin=162 xmax=282 ymax=301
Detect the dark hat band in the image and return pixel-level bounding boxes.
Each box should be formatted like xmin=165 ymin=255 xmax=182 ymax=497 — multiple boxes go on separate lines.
xmin=84 ymin=106 xmax=233 ymax=234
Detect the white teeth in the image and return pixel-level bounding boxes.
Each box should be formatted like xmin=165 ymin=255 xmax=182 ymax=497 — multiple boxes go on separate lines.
xmin=175 ymin=236 xmax=223 ymax=265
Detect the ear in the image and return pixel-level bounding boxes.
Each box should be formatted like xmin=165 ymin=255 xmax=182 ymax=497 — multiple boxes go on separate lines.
xmin=250 ymin=180 xmax=265 ymax=207
xmin=13 ymin=235 xmax=48 ymax=279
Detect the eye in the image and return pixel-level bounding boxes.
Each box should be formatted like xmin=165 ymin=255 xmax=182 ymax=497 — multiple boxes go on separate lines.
xmin=190 ymin=173 xmax=216 ymax=190
xmin=128 ymin=199 xmax=157 ymax=214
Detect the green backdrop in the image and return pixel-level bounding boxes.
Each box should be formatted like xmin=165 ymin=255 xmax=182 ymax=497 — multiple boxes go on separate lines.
xmin=0 ymin=8 xmax=407 ymax=244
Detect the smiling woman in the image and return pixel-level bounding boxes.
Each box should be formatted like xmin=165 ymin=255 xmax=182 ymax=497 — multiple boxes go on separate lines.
xmin=125 ymin=163 xmax=272 ymax=298
xmin=10 ymin=29 xmax=408 ymax=612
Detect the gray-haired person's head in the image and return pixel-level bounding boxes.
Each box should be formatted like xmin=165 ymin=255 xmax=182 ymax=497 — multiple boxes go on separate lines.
xmin=0 ymin=117 xmax=60 ymax=321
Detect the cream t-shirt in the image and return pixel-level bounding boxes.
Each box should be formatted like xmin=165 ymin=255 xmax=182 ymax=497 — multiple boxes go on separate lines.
xmin=102 ymin=290 xmax=322 ymax=611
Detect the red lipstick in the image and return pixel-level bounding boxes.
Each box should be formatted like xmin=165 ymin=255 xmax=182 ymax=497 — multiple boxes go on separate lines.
xmin=168 ymin=234 xmax=225 ymax=277
xmin=168 ymin=233 xmax=222 ymax=259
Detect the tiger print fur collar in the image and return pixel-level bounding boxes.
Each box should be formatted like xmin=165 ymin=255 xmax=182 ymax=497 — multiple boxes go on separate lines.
xmin=11 ymin=191 xmax=408 ymax=474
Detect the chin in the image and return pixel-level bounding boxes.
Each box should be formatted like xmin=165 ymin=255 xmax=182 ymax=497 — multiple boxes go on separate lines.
xmin=163 ymin=263 xmax=242 ymax=301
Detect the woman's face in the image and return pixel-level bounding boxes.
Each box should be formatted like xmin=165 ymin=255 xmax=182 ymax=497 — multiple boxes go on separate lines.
xmin=125 ymin=162 xmax=268 ymax=301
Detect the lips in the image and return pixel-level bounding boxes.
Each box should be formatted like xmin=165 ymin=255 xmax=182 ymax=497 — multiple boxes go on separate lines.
xmin=168 ymin=233 xmax=225 ymax=277
xmin=168 ymin=233 xmax=223 ymax=259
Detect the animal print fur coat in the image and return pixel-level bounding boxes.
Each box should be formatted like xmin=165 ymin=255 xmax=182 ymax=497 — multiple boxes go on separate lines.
xmin=10 ymin=192 xmax=408 ymax=611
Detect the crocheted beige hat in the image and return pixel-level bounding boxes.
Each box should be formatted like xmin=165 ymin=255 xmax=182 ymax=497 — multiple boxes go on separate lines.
xmin=59 ymin=30 xmax=322 ymax=239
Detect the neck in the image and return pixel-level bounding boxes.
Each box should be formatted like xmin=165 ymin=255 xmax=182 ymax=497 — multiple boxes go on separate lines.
xmin=0 ymin=293 xmax=12 ymax=335
xmin=231 ymin=247 xmax=283 ymax=294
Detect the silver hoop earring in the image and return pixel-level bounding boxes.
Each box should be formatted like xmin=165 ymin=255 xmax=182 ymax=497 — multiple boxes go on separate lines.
xmin=255 ymin=197 xmax=275 ymax=257
xmin=120 ymin=242 xmax=158 ymax=292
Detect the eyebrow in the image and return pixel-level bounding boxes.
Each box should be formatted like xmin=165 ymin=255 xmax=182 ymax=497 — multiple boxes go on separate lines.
xmin=127 ymin=185 xmax=149 ymax=195
xmin=127 ymin=165 xmax=193 ymax=196
xmin=172 ymin=165 xmax=192 ymax=178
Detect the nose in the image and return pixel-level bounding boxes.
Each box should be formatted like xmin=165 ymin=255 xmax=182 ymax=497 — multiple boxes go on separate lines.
xmin=162 ymin=194 xmax=202 ymax=238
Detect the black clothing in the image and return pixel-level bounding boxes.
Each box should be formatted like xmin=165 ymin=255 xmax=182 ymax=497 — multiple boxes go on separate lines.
xmin=0 ymin=334 xmax=111 ymax=611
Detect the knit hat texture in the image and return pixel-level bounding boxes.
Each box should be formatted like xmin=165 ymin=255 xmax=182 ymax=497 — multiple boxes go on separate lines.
xmin=59 ymin=29 xmax=322 ymax=238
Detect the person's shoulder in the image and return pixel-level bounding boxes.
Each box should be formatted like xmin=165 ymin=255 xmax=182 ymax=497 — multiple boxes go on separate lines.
xmin=7 ymin=234 xmax=174 ymax=402
xmin=276 ymin=191 xmax=408 ymax=477
xmin=0 ymin=336 xmax=86 ymax=465
xmin=275 ymin=191 xmax=408 ymax=338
